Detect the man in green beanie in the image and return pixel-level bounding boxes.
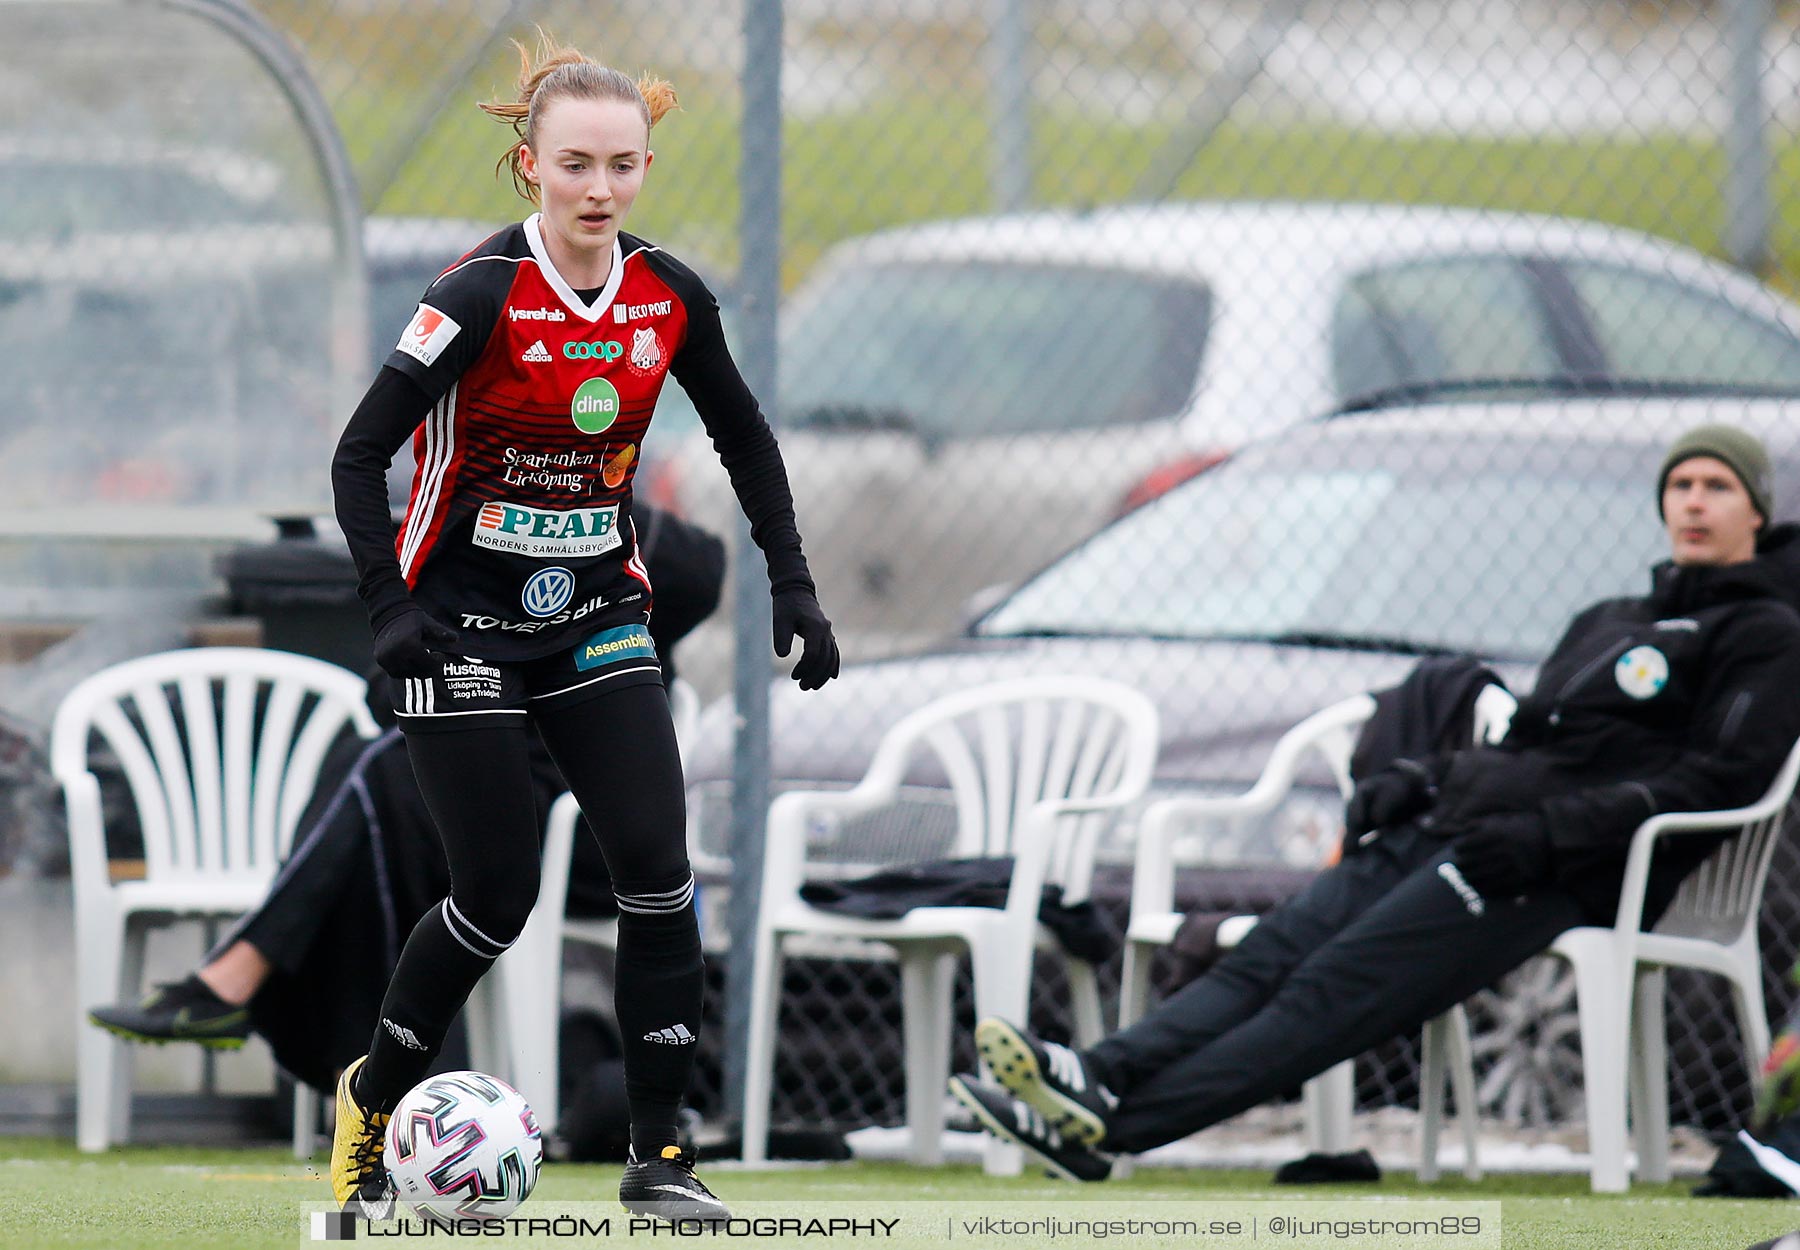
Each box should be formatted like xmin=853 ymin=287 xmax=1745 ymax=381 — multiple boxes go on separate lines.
xmin=950 ymin=422 xmax=1800 ymax=1185
xmin=1659 ymin=422 xmax=1776 ymax=537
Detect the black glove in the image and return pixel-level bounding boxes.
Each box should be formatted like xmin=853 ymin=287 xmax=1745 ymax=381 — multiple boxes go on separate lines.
xmin=1344 ymin=759 xmax=1438 ymax=839
xmin=1451 ymin=812 xmax=1555 ymax=899
xmin=772 ymin=586 xmax=839 ymax=691
xmin=371 ymin=606 xmax=458 ymax=680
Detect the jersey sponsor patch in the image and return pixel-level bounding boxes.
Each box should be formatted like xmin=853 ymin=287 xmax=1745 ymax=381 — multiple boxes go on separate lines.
xmin=522 ymin=566 xmax=576 ymax=618
xmin=574 ymin=623 xmax=657 ymax=671
xmin=521 ymin=339 xmax=553 ymax=362
xmin=474 ymin=501 xmax=622 ymax=557
xmin=396 ymin=303 xmax=460 ymax=366
xmin=612 ymin=299 xmax=672 ymax=323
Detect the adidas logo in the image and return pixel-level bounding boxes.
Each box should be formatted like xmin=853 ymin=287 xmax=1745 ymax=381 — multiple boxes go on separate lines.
xmin=643 ymin=1023 xmax=696 ymax=1045
xmin=521 ymin=339 xmax=552 ymax=362
xmin=382 ymin=1017 xmax=427 ymax=1051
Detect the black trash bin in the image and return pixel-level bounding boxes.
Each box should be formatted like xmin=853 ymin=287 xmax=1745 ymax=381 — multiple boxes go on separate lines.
xmin=219 ymin=520 xmax=370 ymax=675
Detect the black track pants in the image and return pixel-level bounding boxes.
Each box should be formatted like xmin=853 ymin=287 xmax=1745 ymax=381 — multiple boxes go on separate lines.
xmin=1087 ymin=825 xmax=1584 ymax=1154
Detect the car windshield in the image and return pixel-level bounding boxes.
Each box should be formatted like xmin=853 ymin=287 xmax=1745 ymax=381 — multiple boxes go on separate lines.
xmin=774 ymin=259 xmax=1211 ymax=439
xmin=978 ymin=427 xmax=1672 ymax=660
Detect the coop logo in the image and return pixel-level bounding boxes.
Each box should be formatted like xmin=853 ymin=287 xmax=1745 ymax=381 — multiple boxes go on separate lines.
xmin=522 ymin=567 xmax=576 ymax=618
xmin=570 ymin=377 xmax=621 ymax=434
xmin=612 ymin=298 xmax=672 ymax=323
xmin=476 ymin=502 xmax=622 ymax=557
xmin=395 ymin=303 xmax=459 ymax=367
xmin=508 ymin=306 xmax=566 ymax=322
xmin=574 ymin=623 xmax=657 ymax=671
xmin=563 ymin=339 xmax=623 ymax=360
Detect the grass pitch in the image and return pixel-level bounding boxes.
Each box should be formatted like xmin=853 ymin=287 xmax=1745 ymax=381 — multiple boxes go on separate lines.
xmin=1 ymin=1136 xmax=1796 ymax=1249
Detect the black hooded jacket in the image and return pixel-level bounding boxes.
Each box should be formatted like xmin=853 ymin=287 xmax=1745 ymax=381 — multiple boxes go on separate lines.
xmin=1426 ymin=524 xmax=1800 ymax=923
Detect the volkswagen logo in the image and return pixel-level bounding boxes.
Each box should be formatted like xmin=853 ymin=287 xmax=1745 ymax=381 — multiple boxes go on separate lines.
xmin=522 ymin=567 xmax=576 ymax=618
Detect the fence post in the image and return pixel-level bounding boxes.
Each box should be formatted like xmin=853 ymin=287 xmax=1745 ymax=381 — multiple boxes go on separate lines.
xmin=722 ymin=0 xmax=783 ymax=1134
xmin=1723 ymin=0 xmax=1771 ymax=273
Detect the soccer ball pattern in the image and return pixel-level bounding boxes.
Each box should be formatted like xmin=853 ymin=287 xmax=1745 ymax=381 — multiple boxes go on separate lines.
xmin=384 ymin=1071 xmax=542 ymax=1225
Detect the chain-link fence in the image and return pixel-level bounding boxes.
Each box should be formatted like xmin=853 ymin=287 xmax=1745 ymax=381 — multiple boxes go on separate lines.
xmin=10 ymin=0 xmax=1800 ymax=1157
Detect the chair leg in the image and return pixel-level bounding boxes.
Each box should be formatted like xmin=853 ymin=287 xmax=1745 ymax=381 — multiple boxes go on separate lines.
xmin=1118 ymin=940 xmax=1155 ymax=1031
xmin=1630 ymin=968 xmax=1669 ymax=1185
xmin=739 ymin=929 xmax=784 ymax=1166
xmin=1302 ymin=1061 xmax=1354 ymax=1156
xmin=1418 ymin=1015 xmax=1448 ymax=1182
xmin=1064 ymin=957 xmax=1106 ymax=1047
xmin=293 ymin=1084 xmax=319 ymax=1159
xmin=900 ymin=949 xmax=956 ymax=1166
xmin=108 ymin=921 xmax=149 ymax=1145
xmin=1562 ymin=937 xmax=1631 ymax=1192
xmin=75 ymin=911 xmax=126 ymax=1153
xmin=1445 ymin=1005 xmax=1482 ymax=1181
xmin=970 ymin=937 xmax=1032 ymax=1177
xmin=494 ymin=936 xmax=561 ymax=1135
xmin=1733 ymin=957 xmax=1774 ymax=1096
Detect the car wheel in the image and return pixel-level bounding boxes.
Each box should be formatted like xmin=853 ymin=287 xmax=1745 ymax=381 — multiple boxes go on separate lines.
xmin=1466 ymin=955 xmax=1586 ymax=1127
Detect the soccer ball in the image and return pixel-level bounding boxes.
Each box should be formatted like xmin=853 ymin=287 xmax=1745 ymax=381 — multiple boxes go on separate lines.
xmin=384 ymin=1071 xmax=542 ymax=1225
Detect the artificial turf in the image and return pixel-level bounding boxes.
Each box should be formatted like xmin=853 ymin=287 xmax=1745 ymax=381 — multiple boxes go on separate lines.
xmin=1 ymin=1136 xmax=1796 ymax=1249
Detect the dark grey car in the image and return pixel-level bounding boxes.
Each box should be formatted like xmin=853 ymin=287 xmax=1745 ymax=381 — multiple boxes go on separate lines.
xmin=686 ymin=396 xmax=1800 ymax=1133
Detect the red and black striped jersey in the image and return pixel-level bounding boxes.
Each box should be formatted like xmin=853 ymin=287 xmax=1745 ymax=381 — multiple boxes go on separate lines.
xmin=337 ymin=214 xmax=804 ymax=661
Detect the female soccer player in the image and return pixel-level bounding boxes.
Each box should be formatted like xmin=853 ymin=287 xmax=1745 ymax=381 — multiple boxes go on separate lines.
xmin=327 ymin=34 xmax=838 ymax=1222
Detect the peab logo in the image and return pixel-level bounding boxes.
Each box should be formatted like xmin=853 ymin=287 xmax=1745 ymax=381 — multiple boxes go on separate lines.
xmin=522 ymin=567 xmax=576 ymax=618
xmin=570 ymin=378 xmax=620 ymax=434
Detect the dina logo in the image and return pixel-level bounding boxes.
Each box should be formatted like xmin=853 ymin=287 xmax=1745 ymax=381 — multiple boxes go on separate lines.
xmin=522 ymin=567 xmax=576 ymax=618
xmin=570 ymin=378 xmax=620 ymax=434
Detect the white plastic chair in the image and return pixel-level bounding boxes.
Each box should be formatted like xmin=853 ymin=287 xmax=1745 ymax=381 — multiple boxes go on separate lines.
xmin=485 ymin=677 xmax=704 ymax=1135
xmin=52 ymin=647 xmax=379 ymax=1154
xmin=1421 ymin=735 xmax=1800 ymax=1193
xmin=738 ymin=675 xmax=1160 ymax=1170
xmin=1124 ymin=690 xmax=1505 ymax=1180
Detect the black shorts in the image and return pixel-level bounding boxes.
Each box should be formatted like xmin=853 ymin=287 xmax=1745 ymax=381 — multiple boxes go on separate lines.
xmin=394 ymin=620 xmax=663 ymax=733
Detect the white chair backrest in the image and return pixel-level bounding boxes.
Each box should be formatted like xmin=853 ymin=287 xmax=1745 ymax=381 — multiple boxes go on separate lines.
xmin=860 ymin=676 xmax=1159 ymax=900
xmin=51 ymin=648 xmax=377 ymax=884
xmin=1655 ymin=737 xmax=1800 ymax=943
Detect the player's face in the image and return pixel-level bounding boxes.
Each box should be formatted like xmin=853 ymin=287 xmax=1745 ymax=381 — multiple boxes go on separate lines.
xmin=1663 ymin=455 xmax=1763 ymax=567
xmin=520 ymin=96 xmax=653 ymax=273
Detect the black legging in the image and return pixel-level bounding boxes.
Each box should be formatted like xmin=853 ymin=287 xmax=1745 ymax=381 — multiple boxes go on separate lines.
xmin=357 ymin=681 xmax=702 ymax=1153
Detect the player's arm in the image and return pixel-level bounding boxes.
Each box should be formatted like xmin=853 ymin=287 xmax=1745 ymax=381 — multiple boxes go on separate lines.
xmin=661 ymin=261 xmax=839 ymax=689
xmin=330 ymin=367 xmax=435 ymax=633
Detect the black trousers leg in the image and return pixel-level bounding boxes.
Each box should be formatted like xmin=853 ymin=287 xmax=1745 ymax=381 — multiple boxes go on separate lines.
xmin=217 ymin=731 xmax=405 ymax=975
xmin=1089 ymin=826 xmax=1433 ymax=1091
xmin=1103 ymin=846 xmax=1585 ymax=1154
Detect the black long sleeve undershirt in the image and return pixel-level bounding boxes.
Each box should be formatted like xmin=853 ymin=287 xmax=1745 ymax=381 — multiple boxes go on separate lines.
xmin=330 ymin=367 xmax=434 ymax=634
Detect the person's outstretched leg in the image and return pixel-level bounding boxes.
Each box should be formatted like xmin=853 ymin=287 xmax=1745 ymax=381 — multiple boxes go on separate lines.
xmin=1102 ymin=848 xmax=1585 ymax=1154
xmin=1085 ymin=827 xmax=1432 ymax=1092
xmin=534 ymin=682 xmax=723 ymax=1222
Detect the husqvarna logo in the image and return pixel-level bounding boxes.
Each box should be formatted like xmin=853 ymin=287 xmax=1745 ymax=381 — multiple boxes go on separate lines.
xmin=522 ymin=567 xmax=576 ymax=618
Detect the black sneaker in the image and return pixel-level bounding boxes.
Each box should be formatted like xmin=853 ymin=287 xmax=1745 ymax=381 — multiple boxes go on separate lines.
xmin=620 ymin=1145 xmax=731 ymax=1225
xmin=948 ymin=1074 xmax=1113 ymax=1182
xmin=975 ymin=1017 xmax=1116 ymax=1145
xmin=89 ymin=975 xmax=250 ymax=1048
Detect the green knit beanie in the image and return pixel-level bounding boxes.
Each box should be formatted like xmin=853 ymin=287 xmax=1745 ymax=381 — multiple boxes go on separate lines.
xmin=1657 ymin=423 xmax=1774 ymax=523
